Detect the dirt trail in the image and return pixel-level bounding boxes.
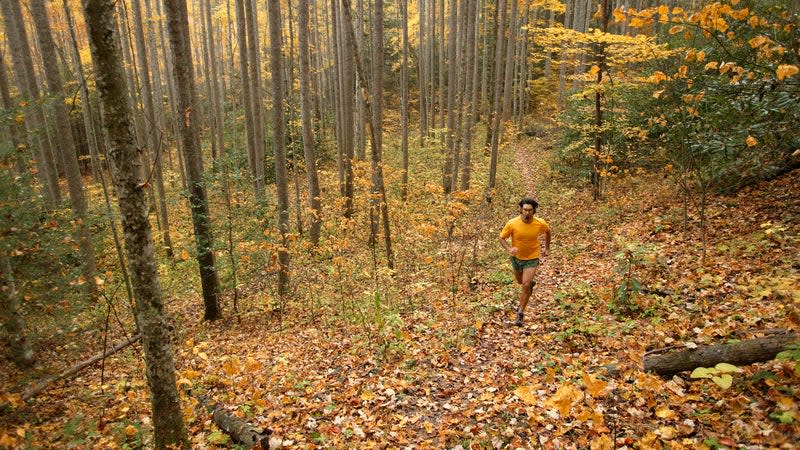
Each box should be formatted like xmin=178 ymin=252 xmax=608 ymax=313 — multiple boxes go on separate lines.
xmin=377 ymin=140 xmax=617 ymax=447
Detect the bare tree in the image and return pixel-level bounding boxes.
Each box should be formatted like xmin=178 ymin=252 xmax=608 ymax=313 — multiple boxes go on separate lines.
xmin=400 ymin=0 xmax=410 ymax=200
xmin=0 ymin=0 xmax=61 ymax=209
xmin=340 ymin=0 xmax=394 ymax=269
xmin=267 ymin=0 xmax=291 ymax=295
xmin=164 ymin=0 xmax=222 ymax=320
xmin=298 ymin=0 xmax=323 ymax=244
xmin=0 ymin=49 xmax=25 ymax=175
xmin=82 ymin=0 xmax=188 ymax=444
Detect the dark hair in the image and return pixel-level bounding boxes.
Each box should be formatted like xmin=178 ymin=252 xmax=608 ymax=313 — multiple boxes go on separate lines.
xmin=518 ymin=197 xmax=538 ymax=209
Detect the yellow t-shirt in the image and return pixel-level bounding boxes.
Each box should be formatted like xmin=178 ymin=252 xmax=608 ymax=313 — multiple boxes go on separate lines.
xmin=500 ymin=216 xmax=550 ymax=260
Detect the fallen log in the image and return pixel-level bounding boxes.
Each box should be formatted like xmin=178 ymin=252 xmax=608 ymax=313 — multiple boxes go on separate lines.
xmin=644 ymin=332 xmax=798 ymax=377
xmin=23 ymin=334 xmax=141 ymax=401
xmin=194 ymin=394 xmax=271 ymax=449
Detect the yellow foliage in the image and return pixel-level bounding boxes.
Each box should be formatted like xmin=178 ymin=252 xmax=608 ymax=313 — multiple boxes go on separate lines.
xmin=776 ymin=64 xmax=799 ymax=81
xmin=545 ymin=383 xmax=582 ymax=417
xmin=748 ymin=35 xmax=772 ymax=48
xmin=715 ymin=18 xmax=729 ymax=33
xmin=514 ymin=385 xmax=539 ymax=405
xmin=746 ymin=135 xmax=758 ymax=147
xmin=729 ymin=8 xmax=749 ymax=20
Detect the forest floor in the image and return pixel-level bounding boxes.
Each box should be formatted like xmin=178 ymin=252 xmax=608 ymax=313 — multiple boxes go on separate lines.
xmin=2 ymin=128 xmax=800 ymax=449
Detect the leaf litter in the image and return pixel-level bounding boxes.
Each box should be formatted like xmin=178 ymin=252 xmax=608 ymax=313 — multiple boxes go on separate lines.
xmin=1 ymin=133 xmax=798 ymax=449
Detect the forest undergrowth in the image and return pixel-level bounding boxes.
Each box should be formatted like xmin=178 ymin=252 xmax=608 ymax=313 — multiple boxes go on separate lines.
xmin=1 ymin=124 xmax=799 ymax=449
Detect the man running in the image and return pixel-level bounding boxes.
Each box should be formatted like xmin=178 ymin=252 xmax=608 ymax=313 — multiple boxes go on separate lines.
xmin=499 ymin=198 xmax=551 ymax=326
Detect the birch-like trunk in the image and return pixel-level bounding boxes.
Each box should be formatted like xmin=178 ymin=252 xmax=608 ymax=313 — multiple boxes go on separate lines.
xmin=0 ymin=0 xmax=61 ymax=209
xmin=267 ymin=0 xmax=291 ymax=295
xmin=81 ymin=0 xmax=188 ymax=445
xmin=298 ymin=0 xmax=323 ymax=244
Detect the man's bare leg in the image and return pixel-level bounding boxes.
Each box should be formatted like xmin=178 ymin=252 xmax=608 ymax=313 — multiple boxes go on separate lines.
xmin=515 ymin=266 xmax=538 ymax=325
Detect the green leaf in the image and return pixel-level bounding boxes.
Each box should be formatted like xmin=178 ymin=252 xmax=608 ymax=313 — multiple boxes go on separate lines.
xmin=714 ymin=363 xmax=739 ymax=373
xmin=208 ymin=431 xmax=230 ymax=444
xmin=711 ymin=374 xmax=732 ymax=389
xmin=690 ymin=367 xmax=715 ymax=378
xmin=769 ymin=411 xmax=795 ymax=424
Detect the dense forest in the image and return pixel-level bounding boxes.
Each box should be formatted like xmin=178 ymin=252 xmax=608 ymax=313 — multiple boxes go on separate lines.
xmin=1 ymin=0 xmax=799 ymax=448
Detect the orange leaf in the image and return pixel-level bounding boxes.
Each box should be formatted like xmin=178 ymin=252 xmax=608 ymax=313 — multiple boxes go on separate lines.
xmin=545 ymin=383 xmax=582 ymax=417
xmin=582 ymin=372 xmax=608 ymax=398
xmin=514 ymin=385 xmax=539 ymax=405
xmin=776 ymin=64 xmax=799 ymax=81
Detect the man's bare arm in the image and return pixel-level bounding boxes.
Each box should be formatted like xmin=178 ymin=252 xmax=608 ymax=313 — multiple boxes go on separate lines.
xmin=542 ymin=230 xmax=552 ymax=257
xmin=499 ymin=237 xmax=517 ymax=255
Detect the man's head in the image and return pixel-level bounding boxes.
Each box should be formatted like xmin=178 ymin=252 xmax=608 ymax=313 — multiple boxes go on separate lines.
xmin=518 ymin=198 xmax=538 ymax=222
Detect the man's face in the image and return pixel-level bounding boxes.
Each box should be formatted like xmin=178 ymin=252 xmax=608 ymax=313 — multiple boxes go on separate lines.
xmin=520 ymin=204 xmax=535 ymax=222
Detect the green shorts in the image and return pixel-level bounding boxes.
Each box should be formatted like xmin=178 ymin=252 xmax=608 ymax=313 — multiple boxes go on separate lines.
xmin=511 ymin=257 xmax=540 ymax=272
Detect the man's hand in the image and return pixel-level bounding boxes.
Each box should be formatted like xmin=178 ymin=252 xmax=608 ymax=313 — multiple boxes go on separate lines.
xmin=508 ymin=247 xmax=518 ymax=256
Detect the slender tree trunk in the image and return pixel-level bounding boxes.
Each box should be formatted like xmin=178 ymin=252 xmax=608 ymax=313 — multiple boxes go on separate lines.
xmin=354 ymin=0 xmax=366 ymax=161
xmin=30 ymin=0 xmax=99 ymax=298
xmin=459 ymin=0 xmax=478 ymax=191
xmin=245 ymin=0 xmax=265 ymax=194
xmin=558 ymin=0 xmax=573 ymax=102
xmin=592 ymin=0 xmax=609 ymax=201
xmin=450 ymin=0 xmax=470 ymax=193
xmin=267 ymin=0 xmax=291 ymax=296
xmin=235 ymin=0 xmax=259 ymax=197
xmin=0 ymin=0 xmax=61 ymax=209
xmin=1 ymin=253 xmax=34 ymax=368
xmin=333 ymin=0 xmax=354 ymax=217
xmin=0 ymin=50 xmax=26 ymax=175
xmin=486 ymin=0 xmax=506 ymax=197
xmin=417 ymin=0 xmax=428 ymax=144
xmin=298 ymin=0 xmax=323 ymax=244
xmin=443 ymin=0 xmax=458 ymax=194
xmin=82 ymin=0 xmax=189 ymax=445
xmin=341 ymin=0 xmax=394 ymax=269
xmin=128 ymin=0 xmax=175 ymax=259
xmin=400 ymin=0 xmax=410 ymax=201
xmin=63 ymin=0 xmax=135 ymax=306
xmin=501 ymin=0 xmax=518 ymax=122
xmin=164 ymin=0 xmax=222 ymax=320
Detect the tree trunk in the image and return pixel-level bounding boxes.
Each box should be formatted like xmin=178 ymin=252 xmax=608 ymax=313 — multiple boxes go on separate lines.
xmin=0 ymin=254 xmax=34 ymax=368
xmin=164 ymin=0 xmax=222 ymax=320
xmin=0 ymin=50 xmax=26 ymax=175
xmin=340 ymin=0 xmax=394 ymax=269
xmin=235 ymin=0 xmax=259 ymax=197
xmin=30 ymin=0 xmax=99 ymax=298
xmin=400 ymin=0 xmax=409 ymax=201
xmin=332 ymin=0 xmax=354 ymax=218
xmin=0 ymin=0 xmax=61 ymax=209
xmin=129 ymin=0 xmax=175 ymax=259
xmin=644 ymin=333 xmax=799 ymax=378
xmin=245 ymin=0 xmax=265 ymax=195
xmin=592 ymin=0 xmax=609 ymax=201
xmin=558 ymin=0 xmax=573 ymax=102
xmin=459 ymin=0 xmax=478 ymax=191
xmin=443 ymin=0 xmax=458 ymax=194
xmin=299 ymin=0 xmax=323 ymax=245
xmin=417 ymin=0 xmax=428 ymax=145
xmin=63 ymin=0 xmax=135 ymax=305
xmin=267 ymin=0 xmax=291 ymax=296
xmin=82 ymin=0 xmax=189 ymax=444
xmin=486 ymin=0 xmax=506 ymax=197
xmin=501 ymin=0 xmax=518 ymax=122
xmin=353 ymin=0 xmax=366 ymax=161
